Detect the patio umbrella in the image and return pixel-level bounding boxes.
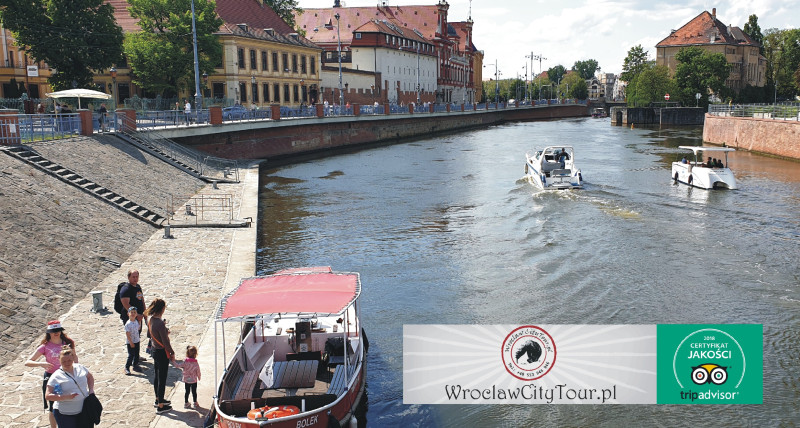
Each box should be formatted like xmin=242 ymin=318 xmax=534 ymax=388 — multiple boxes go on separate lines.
xmin=45 ymin=88 xmax=112 ymax=109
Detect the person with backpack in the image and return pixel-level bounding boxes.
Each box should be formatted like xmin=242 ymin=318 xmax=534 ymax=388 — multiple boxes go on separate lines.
xmin=116 ymin=269 xmax=147 ymax=360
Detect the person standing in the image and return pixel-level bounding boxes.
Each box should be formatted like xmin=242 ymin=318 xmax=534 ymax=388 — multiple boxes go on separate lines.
xmin=173 ymin=345 xmax=201 ymax=408
xmin=25 ymin=321 xmax=77 ymax=428
xmin=145 ymin=298 xmax=174 ymax=413
xmin=97 ymin=103 xmax=108 ymax=132
xmin=45 ymin=347 xmax=94 ymax=428
xmin=184 ymin=99 xmax=192 ymax=125
xmin=124 ymin=307 xmax=143 ymax=375
xmin=119 ymin=269 xmax=147 ymax=359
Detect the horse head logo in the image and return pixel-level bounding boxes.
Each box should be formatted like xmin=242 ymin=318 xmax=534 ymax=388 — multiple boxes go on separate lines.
xmin=515 ymin=340 xmax=543 ymax=364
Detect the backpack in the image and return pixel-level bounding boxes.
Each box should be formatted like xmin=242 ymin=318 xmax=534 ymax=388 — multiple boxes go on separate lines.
xmin=114 ymin=282 xmax=128 ymax=315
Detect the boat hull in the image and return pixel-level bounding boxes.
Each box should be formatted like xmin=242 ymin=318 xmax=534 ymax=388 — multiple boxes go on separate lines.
xmin=671 ymin=163 xmax=737 ymax=190
xmin=525 ymin=156 xmax=583 ymax=189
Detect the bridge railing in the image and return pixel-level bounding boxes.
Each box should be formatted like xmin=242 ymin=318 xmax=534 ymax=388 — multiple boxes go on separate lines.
xmin=708 ymin=103 xmax=800 ymax=121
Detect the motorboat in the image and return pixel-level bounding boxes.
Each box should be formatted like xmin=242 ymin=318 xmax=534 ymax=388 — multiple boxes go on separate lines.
xmin=525 ymin=146 xmax=583 ymax=189
xmin=591 ymin=107 xmax=607 ymax=118
xmin=211 ymin=267 xmax=367 ymax=428
xmin=671 ymin=146 xmax=737 ymax=190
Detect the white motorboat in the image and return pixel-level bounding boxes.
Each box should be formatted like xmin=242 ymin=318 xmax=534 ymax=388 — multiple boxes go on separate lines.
xmin=525 ymin=146 xmax=583 ymax=189
xmin=211 ymin=267 xmax=367 ymax=428
xmin=672 ymin=146 xmax=737 ymax=190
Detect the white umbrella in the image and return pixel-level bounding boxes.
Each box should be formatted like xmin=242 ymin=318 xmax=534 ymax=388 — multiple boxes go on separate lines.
xmin=46 ymin=88 xmax=112 ymax=109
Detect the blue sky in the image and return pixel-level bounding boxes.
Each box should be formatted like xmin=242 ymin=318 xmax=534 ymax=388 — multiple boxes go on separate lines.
xmin=300 ymin=0 xmax=799 ymax=78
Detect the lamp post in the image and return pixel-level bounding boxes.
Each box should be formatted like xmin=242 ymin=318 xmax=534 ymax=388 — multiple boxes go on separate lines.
xmin=772 ymin=47 xmax=781 ymax=105
xmin=334 ymin=13 xmax=343 ymax=111
xmin=529 ymin=53 xmax=546 ymax=101
xmin=203 ymin=72 xmax=208 ymax=98
xmin=522 ymin=64 xmax=528 ymax=103
xmin=371 ymin=84 xmax=375 ymax=105
xmin=190 ymin=0 xmax=202 ymax=110
xmin=110 ymin=67 xmax=117 ymax=106
xmin=300 ymin=79 xmax=305 ymax=105
xmin=251 ymin=74 xmax=256 ymax=105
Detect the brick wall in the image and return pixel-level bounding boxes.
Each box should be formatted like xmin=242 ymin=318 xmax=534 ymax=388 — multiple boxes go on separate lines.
xmin=703 ymin=114 xmax=800 ymax=159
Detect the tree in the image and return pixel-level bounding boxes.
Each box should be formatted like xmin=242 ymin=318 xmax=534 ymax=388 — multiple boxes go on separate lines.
xmin=629 ymin=65 xmax=675 ymax=106
xmin=742 ymin=14 xmax=763 ymax=52
xmin=674 ymin=47 xmax=729 ymax=107
xmin=125 ymin=0 xmax=223 ymax=97
xmin=546 ymin=65 xmax=566 ymax=86
xmin=269 ymin=0 xmax=303 ymax=30
xmin=561 ymin=72 xmax=587 ymax=99
xmin=620 ymin=45 xmax=649 ymax=82
xmin=572 ymin=59 xmax=599 ymax=80
xmin=0 ymin=0 xmax=124 ymax=91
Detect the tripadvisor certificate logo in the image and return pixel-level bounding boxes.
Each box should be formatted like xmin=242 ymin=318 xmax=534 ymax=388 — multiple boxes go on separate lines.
xmin=657 ymin=324 xmax=762 ymax=404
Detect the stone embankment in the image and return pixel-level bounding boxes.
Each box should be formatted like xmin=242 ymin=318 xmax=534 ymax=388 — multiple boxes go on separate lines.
xmin=703 ymin=114 xmax=800 ymax=159
xmin=0 ymin=135 xmax=259 ymax=427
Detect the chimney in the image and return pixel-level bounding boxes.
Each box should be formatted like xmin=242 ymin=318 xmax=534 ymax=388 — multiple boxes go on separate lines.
xmin=334 ymin=0 xmax=341 ymax=7
xmin=712 ymin=8 xmax=716 ymax=21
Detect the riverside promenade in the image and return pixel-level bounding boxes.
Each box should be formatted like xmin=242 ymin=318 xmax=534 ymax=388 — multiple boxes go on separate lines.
xmin=0 ymin=161 xmax=260 ymax=427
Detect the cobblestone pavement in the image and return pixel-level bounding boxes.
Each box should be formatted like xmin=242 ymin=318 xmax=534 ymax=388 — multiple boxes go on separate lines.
xmin=0 ymin=162 xmax=260 ymax=427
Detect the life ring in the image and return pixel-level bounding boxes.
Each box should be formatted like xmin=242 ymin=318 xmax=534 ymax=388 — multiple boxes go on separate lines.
xmin=247 ymin=405 xmax=301 ymax=420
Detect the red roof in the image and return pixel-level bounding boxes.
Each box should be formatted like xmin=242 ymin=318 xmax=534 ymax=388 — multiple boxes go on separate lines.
xmin=106 ymin=0 xmax=139 ymax=33
xmin=219 ymin=272 xmax=361 ymax=319
xmin=656 ymin=10 xmax=760 ymax=48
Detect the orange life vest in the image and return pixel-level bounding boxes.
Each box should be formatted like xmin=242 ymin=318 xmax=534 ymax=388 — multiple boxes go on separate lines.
xmin=247 ymin=405 xmax=301 ymax=420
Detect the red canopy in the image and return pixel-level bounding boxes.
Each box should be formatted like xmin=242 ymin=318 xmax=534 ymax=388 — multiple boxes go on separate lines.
xmin=219 ymin=271 xmax=360 ymax=320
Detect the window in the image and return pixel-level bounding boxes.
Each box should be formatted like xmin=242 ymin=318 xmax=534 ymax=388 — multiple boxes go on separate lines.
xmin=284 ymin=84 xmax=290 ymax=102
xmin=293 ymin=85 xmax=299 ymax=102
xmin=213 ymin=82 xmax=225 ymax=99
xmin=252 ymin=83 xmax=259 ymax=103
xmin=263 ymin=83 xmax=270 ymax=103
xmin=282 ymin=53 xmax=288 ymax=71
xmin=355 ymin=33 xmax=362 ymax=39
xmin=310 ymin=57 xmax=316 ymax=74
xmin=261 ymin=51 xmax=267 ymax=70
xmin=273 ymin=84 xmax=280 ymax=102
xmin=250 ymin=50 xmax=257 ymax=69
xmin=238 ymin=48 xmax=245 ymax=68
xmin=239 ymin=82 xmax=247 ymax=103
xmin=272 ymin=52 xmax=278 ymax=71
xmin=292 ymin=54 xmax=298 ymax=72
xmin=301 ymin=56 xmax=307 ymax=74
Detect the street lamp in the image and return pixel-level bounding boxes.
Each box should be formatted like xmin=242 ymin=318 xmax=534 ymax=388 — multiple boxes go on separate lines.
xmin=300 ymin=79 xmax=305 ymax=104
xmin=110 ymin=67 xmax=117 ymax=105
xmin=190 ymin=0 xmax=202 ymax=110
xmin=772 ymin=47 xmax=782 ymax=105
xmin=370 ymin=84 xmax=375 ymax=105
xmin=528 ymin=53 xmax=546 ymax=101
xmin=334 ymin=13 xmax=343 ymax=110
xmin=251 ymin=74 xmax=256 ymax=105
xmin=203 ymin=72 xmax=208 ymax=97
xmin=400 ymin=44 xmax=421 ymax=105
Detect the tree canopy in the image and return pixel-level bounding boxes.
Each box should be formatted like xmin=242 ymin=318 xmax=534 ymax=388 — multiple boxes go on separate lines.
xmin=620 ymin=45 xmax=649 ymax=82
xmin=269 ymin=0 xmax=303 ymax=30
xmin=546 ymin=65 xmax=566 ymax=85
xmin=627 ymin=64 xmax=675 ymax=107
xmin=674 ymin=47 xmax=729 ymax=107
xmin=0 ymin=0 xmax=124 ymax=90
xmin=572 ymin=59 xmax=599 ymax=80
xmin=124 ymin=0 xmax=223 ymax=97
xmin=742 ymin=14 xmax=763 ymax=51
xmin=561 ymin=72 xmax=587 ymax=99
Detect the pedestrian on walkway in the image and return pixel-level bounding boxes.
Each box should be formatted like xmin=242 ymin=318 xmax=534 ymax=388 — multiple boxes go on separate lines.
xmin=184 ymin=100 xmax=192 ymax=125
xmin=25 ymin=321 xmax=77 ymax=428
xmin=119 ymin=270 xmax=148 ymax=359
xmin=45 ymin=347 xmax=95 ymax=428
xmin=145 ymin=298 xmax=175 ymax=413
xmin=97 ymin=103 xmax=108 ymax=132
xmin=124 ymin=307 xmax=143 ymax=375
xmin=173 ymin=345 xmax=201 ymax=408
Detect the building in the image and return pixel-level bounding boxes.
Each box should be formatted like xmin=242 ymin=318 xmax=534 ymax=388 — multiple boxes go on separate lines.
xmin=612 ymin=77 xmax=627 ymax=101
xmin=0 ymin=27 xmax=53 ymax=101
xmin=297 ymin=0 xmax=479 ymax=105
xmin=655 ymin=8 xmax=766 ymax=93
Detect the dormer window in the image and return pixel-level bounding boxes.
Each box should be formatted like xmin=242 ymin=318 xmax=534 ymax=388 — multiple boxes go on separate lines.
xmin=355 ymin=33 xmax=362 ymax=39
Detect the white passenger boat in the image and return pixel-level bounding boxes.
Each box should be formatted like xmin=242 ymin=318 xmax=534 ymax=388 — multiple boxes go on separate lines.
xmin=211 ymin=267 xmax=367 ymax=428
xmin=671 ymin=146 xmax=737 ymax=190
xmin=525 ymin=146 xmax=583 ymax=189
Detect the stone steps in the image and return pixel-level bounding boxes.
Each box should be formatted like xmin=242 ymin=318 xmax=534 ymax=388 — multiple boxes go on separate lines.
xmin=0 ymin=146 xmax=165 ymax=227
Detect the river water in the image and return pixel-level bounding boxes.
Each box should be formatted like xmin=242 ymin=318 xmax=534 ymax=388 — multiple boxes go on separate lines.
xmin=257 ymin=118 xmax=800 ymax=427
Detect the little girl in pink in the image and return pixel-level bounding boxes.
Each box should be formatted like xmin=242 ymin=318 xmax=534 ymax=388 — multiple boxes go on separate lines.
xmin=173 ymin=345 xmax=201 ymax=408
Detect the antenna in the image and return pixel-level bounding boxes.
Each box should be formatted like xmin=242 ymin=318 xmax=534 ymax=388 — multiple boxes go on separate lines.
xmin=468 ymin=0 xmax=472 ymax=20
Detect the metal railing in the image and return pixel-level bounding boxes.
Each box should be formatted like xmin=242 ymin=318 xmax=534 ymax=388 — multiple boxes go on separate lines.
xmin=0 ymin=113 xmax=81 ymax=145
xmin=708 ymin=103 xmax=800 ymax=121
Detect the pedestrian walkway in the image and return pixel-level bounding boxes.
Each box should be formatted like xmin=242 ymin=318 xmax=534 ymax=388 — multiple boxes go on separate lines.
xmin=0 ymin=162 xmax=261 ymax=427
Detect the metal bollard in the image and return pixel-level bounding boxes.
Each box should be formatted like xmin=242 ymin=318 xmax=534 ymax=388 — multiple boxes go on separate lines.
xmin=90 ymin=291 xmax=104 ymax=313
xmin=163 ymin=224 xmax=173 ymax=239
xmin=186 ymin=204 xmax=193 ymax=216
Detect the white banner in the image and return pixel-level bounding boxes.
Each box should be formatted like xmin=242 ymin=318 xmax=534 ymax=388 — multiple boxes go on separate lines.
xmin=403 ymin=324 xmax=657 ymax=404
xmin=27 ymin=65 xmax=39 ymax=77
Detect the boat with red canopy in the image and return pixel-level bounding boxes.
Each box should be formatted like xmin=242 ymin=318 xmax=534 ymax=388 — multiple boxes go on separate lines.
xmin=211 ymin=267 xmax=367 ymax=428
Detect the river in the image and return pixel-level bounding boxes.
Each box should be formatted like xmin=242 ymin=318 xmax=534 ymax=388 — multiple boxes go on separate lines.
xmin=257 ymin=117 xmax=800 ymax=426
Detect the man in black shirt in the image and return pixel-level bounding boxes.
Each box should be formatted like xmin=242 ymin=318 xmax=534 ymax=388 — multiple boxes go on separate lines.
xmin=119 ymin=270 xmax=148 ymax=361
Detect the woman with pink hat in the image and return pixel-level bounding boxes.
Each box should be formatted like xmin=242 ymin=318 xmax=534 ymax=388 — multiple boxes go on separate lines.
xmin=25 ymin=320 xmax=77 ymax=428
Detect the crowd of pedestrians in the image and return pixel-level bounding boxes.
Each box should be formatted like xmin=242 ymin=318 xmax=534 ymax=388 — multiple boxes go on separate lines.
xmin=25 ymin=269 xmax=201 ymax=427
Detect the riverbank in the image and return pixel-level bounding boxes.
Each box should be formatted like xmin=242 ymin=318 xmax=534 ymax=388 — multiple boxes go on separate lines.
xmin=0 ymin=135 xmax=260 ymax=427
xmin=703 ymin=114 xmax=800 ymax=159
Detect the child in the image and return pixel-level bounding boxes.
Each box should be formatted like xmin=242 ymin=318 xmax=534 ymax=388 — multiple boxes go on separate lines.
xmin=173 ymin=346 xmax=201 ymax=408
xmin=124 ymin=307 xmax=142 ymax=374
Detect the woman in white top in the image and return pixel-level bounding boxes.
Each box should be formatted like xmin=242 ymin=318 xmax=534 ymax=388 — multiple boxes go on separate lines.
xmin=45 ymin=347 xmax=94 ymax=428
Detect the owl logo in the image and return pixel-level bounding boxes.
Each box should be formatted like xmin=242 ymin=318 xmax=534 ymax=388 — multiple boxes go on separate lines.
xmin=691 ymin=363 xmax=728 ymax=385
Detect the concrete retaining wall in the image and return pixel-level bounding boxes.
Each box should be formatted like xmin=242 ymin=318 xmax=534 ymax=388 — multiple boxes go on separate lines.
xmin=166 ymin=105 xmax=588 ymax=160
xmin=611 ymin=107 xmax=704 ymax=126
xmin=703 ymin=114 xmax=800 ymax=159
xmin=0 ymin=136 xmax=205 ymax=367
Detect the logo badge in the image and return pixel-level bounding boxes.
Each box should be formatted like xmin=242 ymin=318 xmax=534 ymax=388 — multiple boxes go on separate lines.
xmin=501 ymin=325 xmax=556 ymax=381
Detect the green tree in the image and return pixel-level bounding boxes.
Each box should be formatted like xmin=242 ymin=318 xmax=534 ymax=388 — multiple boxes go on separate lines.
xmin=572 ymin=59 xmax=599 ymax=80
xmin=125 ymin=0 xmax=223 ymax=97
xmin=674 ymin=47 xmax=729 ymax=107
xmin=0 ymin=0 xmax=123 ymax=90
xmin=742 ymin=14 xmax=763 ymax=52
xmin=630 ymin=65 xmax=675 ymax=106
xmin=620 ymin=45 xmax=649 ymax=82
xmin=546 ymin=65 xmax=566 ymax=86
xmin=270 ymin=0 xmax=303 ymax=30
xmin=561 ymin=72 xmax=586 ymax=99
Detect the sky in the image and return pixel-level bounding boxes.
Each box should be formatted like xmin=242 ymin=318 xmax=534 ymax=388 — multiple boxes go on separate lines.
xmin=298 ymin=0 xmax=799 ymax=79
